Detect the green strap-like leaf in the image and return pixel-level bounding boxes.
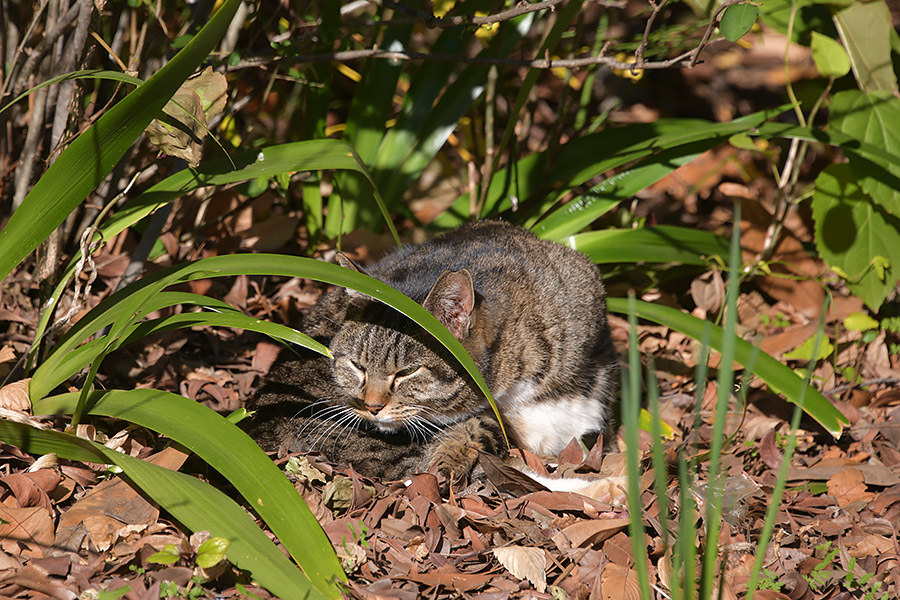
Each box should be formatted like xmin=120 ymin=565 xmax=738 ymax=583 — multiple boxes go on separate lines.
xmin=562 ymin=226 xmax=730 ymax=265
xmin=431 ymin=106 xmax=789 ymax=229
xmin=606 ymin=298 xmax=847 ymax=436
xmin=0 ymin=69 xmax=143 ymax=115
xmin=33 ymin=310 xmax=328 ymax=398
xmin=0 ymin=0 xmax=243 ymax=281
xmin=0 ymin=419 xmax=335 ymax=600
xmin=34 ymin=389 xmax=344 ymax=596
xmin=33 ymin=254 xmax=506 ymax=442
xmin=29 ymin=139 xmax=393 ymax=367
xmin=530 ymin=143 xmax=707 ymax=240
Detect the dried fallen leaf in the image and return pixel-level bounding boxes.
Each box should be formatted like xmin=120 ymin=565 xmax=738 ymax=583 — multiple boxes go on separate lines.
xmin=54 ymin=447 xmax=187 ymax=552
xmin=827 ymin=467 xmax=875 ymax=508
xmin=0 ymin=345 xmax=14 ymax=363
xmin=0 ymin=506 xmax=54 ymax=549
xmin=599 ymin=563 xmax=641 ymax=600
xmin=559 ymin=518 xmax=630 ymax=548
xmin=0 ymin=378 xmax=31 ymax=412
xmin=492 ymin=545 xmax=547 ymax=593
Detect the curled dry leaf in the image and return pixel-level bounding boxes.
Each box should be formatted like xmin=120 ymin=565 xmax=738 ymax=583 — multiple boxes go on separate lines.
xmin=0 ymin=378 xmax=31 ymax=412
xmin=827 ymin=467 xmax=875 ymax=507
xmin=492 ymin=545 xmax=547 ymax=593
xmin=144 ymin=66 xmax=227 ymax=166
xmin=0 ymin=345 xmax=14 ymax=363
xmin=691 ymin=268 xmax=724 ymax=316
xmin=599 ymin=563 xmax=641 ymax=600
xmin=558 ymin=517 xmax=630 ymax=548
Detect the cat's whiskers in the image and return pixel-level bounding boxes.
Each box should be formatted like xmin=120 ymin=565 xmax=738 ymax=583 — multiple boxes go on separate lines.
xmin=292 ymin=404 xmax=349 ymax=441
xmin=331 ymin=414 xmax=364 ymax=457
xmin=290 ymin=399 xmax=337 ymax=422
xmin=307 ymin=409 xmax=358 ymax=454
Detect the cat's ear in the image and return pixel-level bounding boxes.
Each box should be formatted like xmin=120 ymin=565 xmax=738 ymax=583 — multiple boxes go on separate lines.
xmin=336 ymin=252 xmax=368 ymax=302
xmin=423 ymin=269 xmax=475 ymax=339
xmin=336 ymin=252 xmax=362 ymax=272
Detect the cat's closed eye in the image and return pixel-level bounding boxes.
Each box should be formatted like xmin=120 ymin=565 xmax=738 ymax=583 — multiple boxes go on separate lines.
xmin=335 ymin=356 xmax=366 ymax=388
xmin=391 ymin=365 xmax=423 ymax=390
xmin=395 ymin=365 xmax=421 ymax=378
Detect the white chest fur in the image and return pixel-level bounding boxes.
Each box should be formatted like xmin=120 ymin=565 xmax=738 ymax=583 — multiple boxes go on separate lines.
xmin=497 ymin=381 xmax=606 ymax=456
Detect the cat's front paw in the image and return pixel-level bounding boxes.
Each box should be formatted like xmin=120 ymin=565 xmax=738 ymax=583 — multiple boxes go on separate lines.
xmin=426 ymin=439 xmax=480 ymax=481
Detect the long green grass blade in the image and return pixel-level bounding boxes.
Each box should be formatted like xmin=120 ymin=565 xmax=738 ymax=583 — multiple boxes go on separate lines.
xmin=563 ymin=226 xmax=730 ymax=265
xmin=33 ymin=310 xmax=328 ymax=397
xmin=32 ymin=254 xmax=506 ymax=442
xmin=605 ymin=298 xmax=847 ymax=436
xmin=700 ymin=207 xmax=742 ymax=598
xmin=29 ymin=139 xmax=393 ymax=366
xmin=35 ymin=389 xmax=345 ymax=596
xmin=623 ymin=294 xmax=652 ymax=599
xmin=432 ymin=106 xmax=788 ymax=229
xmin=0 ymin=0 xmax=242 ymax=281
xmin=745 ymin=314 xmax=827 ymax=599
xmin=531 ymin=144 xmax=705 ymax=239
xmin=0 ymin=420 xmax=334 ymax=600
xmin=0 ymin=69 xmax=142 ymax=115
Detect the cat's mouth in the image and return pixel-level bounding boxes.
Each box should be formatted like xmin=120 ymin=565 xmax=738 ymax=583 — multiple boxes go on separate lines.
xmin=352 ymin=405 xmax=405 ymax=431
xmin=361 ymin=412 xmax=405 ymax=433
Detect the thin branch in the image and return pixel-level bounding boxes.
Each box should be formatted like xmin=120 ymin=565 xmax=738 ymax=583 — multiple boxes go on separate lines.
xmin=224 ymin=42 xmax=721 ymax=73
xmin=689 ymin=0 xmax=743 ymax=68
xmin=634 ymin=0 xmax=670 ymax=71
xmin=367 ymin=0 xmax=569 ymax=28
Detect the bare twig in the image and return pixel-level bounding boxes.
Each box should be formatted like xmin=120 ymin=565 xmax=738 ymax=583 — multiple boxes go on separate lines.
xmin=245 ymin=43 xmax=720 ymax=72
xmin=689 ymin=0 xmax=743 ymax=68
xmin=367 ymin=0 xmax=568 ymax=29
xmin=634 ymin=0 xmax=670 ymax=71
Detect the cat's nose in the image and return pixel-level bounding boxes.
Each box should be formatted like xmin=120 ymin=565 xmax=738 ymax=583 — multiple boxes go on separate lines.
xmin=364 ymin=401 xmax=386 ymax=414
xmin=362 ymin=388 xmax=388 ymax=414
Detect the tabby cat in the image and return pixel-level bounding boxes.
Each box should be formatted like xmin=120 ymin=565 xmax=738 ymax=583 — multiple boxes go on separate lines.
xmin=245 ymin=221 xmax=617 ymax=481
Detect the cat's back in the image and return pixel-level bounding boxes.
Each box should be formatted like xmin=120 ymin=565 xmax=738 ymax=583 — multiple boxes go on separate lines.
xmin=369 ymin=220 xmax=602 ymax=308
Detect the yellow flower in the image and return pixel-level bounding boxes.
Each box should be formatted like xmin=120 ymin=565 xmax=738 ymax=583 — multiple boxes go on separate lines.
xmin=612 ymin=52 xmax=643 ymax=82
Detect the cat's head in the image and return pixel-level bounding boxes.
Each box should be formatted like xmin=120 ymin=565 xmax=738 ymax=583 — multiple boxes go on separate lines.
xmin=329 ymin=254 xmax=480 ymax=434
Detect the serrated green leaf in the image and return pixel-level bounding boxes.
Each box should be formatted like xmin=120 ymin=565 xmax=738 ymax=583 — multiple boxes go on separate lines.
xmin=810 ymin=32 xmax=850 ymax=78
xmin=812 ymin=163 xmax=900 ymax=311
xmin=197 ymin=537 xmax=231 ymax=569
xmin=783 ymin=336 xmax=834 ymax=361
xmin=843 ymin=311 xmax=879 ymax=332
xmin=720 ymin=4 xmax=759 ymax=42
xmin=606 ymin=298 xmax=847 ymax=436
xmin=147 ymin=544 xmax=181 ymax=565
xmin=827 ymin=90 xmax=900 ymax=214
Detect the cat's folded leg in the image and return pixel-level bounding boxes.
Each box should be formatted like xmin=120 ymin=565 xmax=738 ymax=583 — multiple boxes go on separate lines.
xmin=424 ymin=412 xmax=505 ymax=482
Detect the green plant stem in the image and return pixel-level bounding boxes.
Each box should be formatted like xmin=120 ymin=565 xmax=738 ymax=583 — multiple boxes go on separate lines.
xmin=784 ymin=3 xmax=806 ymax=128
xmin=699 ymin=203 xmax=742 ymax=599
xmin=745 ymin=306 xmax=829 ymax=598
xmin=624 ymin=292 xmax=652 ymax=600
